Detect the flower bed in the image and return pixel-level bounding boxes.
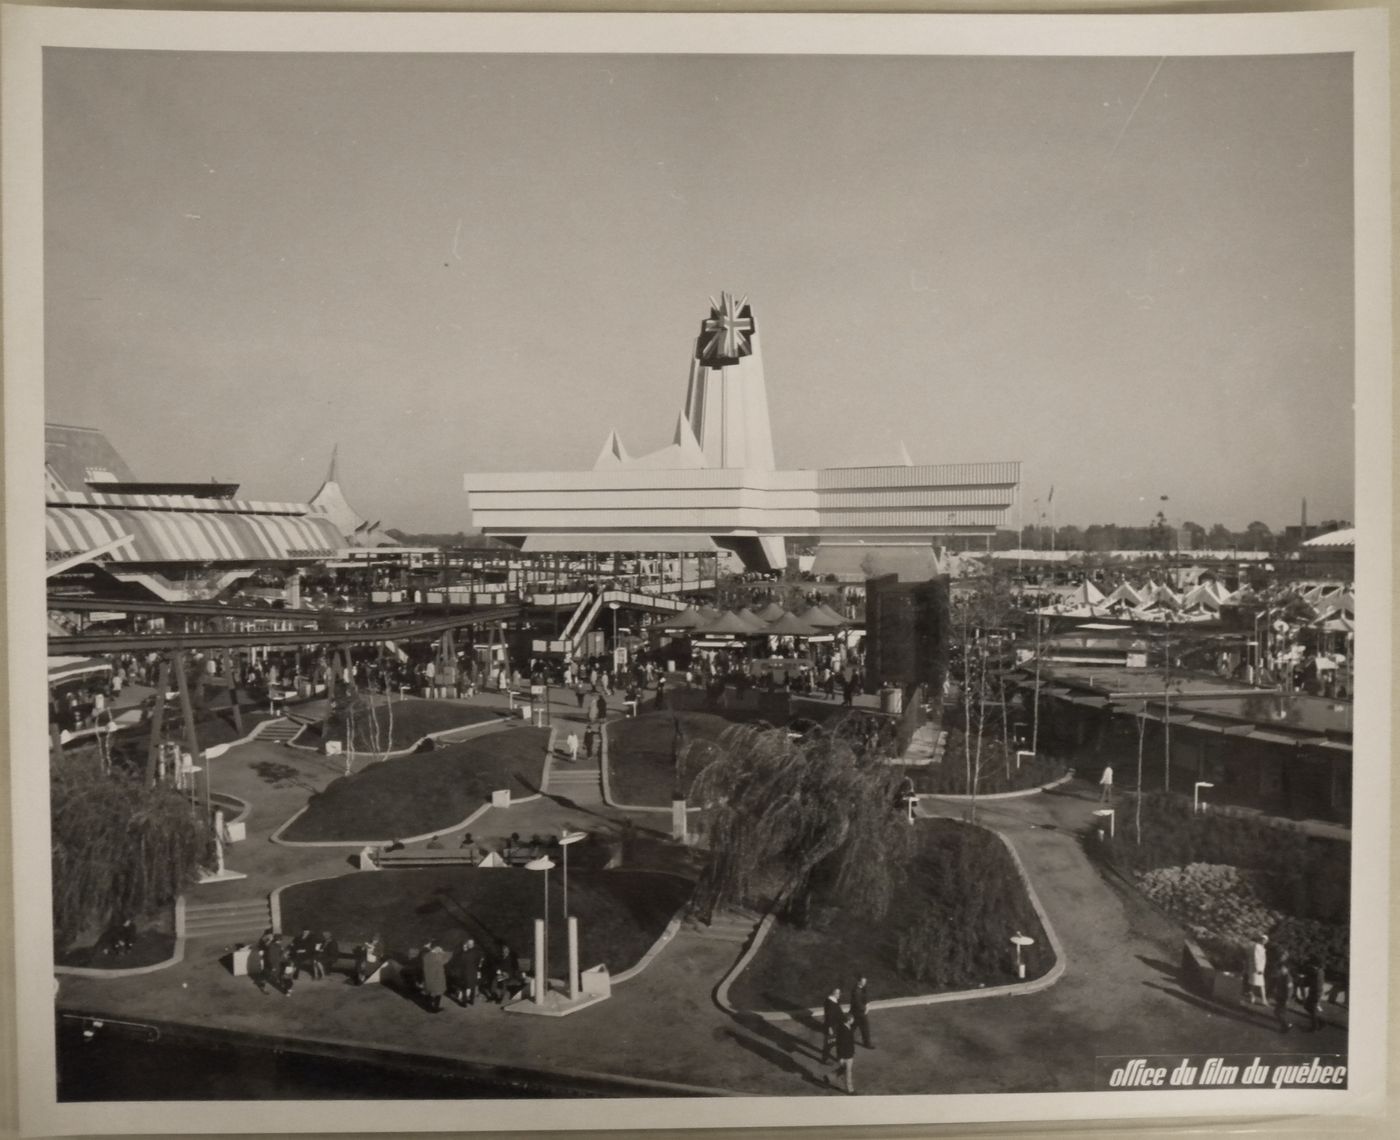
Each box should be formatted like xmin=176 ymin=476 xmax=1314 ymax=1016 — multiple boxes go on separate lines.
xmin=1134 ymin=862 xmax=1348 ymax=973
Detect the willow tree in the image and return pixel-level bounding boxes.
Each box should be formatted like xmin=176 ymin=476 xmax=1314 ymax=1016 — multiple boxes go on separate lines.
xmin=687 ymin=722 xmax=915 ymax=925
xmin=51 ymin=746 xmax=213 ymax=949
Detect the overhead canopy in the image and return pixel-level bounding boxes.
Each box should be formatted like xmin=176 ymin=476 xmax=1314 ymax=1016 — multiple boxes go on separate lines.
xmin=659 ymin=606 xmax=707 ymax=630
xmin=1102 ymin=582 xmax=1145 ymax=607
xmin=735 ymin=607 xmax=771 ymax=632
xmin=694 ymin=610 xmax=764 ymax=636
xmin=766 ymin=612 xmax=820 ymax=637
xmin=49 ymin=656 xmax=113 ymax=685
xmin=47 ymin=497 xmax=342 ymax=565
xmin=795 ymin=604 xmax=846 ymax=628
xmin=755 ymin=601 xmax=787 ymax=621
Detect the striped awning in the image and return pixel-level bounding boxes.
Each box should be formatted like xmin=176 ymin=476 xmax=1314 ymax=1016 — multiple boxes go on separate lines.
xmin=52 ymin=488 xmax=314 ymax=515
xmin=46 ymin=504 xmax=342 ymax=565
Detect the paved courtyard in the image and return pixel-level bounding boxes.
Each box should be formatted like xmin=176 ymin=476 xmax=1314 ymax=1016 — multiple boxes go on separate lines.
xmin=55 ymin=688 xmax=1349 ymax=1097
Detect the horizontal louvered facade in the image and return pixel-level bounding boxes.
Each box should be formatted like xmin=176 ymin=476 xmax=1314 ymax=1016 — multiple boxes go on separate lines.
xmin=466 ymin=461 xmax=1020 ymax=543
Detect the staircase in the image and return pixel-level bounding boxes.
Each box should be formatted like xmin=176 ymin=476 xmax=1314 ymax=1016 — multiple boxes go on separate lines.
xmin=546 ymin=762 xmax=603 ymax=807
xmin=183 ymin=897 xmax=272 ymax=942
xmin=255 ymin=718 xmax=303 ymax=744
xmin=689 ymin=907 xmax=762 ymax=946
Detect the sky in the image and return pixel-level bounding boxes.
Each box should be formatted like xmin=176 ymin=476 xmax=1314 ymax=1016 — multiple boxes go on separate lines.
xmin=42 ymin=48 xmax=1354 ymax=534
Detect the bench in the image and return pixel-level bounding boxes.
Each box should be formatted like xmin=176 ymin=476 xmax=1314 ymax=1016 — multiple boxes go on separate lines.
xmin=374 ymin=848 xmax=479 ymax=869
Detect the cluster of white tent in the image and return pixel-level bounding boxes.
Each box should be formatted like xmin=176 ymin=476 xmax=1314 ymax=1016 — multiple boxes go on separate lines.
xmin=660 ymin=600 xmax=849 ymax=640
xmin=1034 ymin=579 xmax=1239 ymax=623
xmin=1033 ymin=578 xmax=1356 ymax=633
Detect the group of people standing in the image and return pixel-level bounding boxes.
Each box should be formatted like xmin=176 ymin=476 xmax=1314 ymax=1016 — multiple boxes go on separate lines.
xmin=250 ymin=929 xmax=340 ymax=995
xmin=1244 ymin=934 xmax=1338 ymax=1033
xmin=411 ymin=937 xmax=525 ymax=1012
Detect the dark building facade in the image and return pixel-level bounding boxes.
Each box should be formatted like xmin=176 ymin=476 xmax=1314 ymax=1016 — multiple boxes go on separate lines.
xmin=862 ymin=573 xmax=951 ymax=698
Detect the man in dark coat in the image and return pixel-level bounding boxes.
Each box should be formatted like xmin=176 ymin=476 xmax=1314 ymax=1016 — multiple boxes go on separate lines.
xmin=831 ymin=1011 xmax=858 ymax=1094
xmin=291 ymin=929 xmax=316 ymax=980
xmin=420 ymin=939 xmax=449 ymax=1013
xmin=264 ymin=934 xmax=291 ymax=996
xmin=850 ymin=976 xmax=874 ymax=1048
xmin=449 ymin=938 xmax=483 ymax=1007
xmin=820 ymin=986 xmax=843 ymax=1063
xmin=316 ymin=932 xmax=339 ymax=980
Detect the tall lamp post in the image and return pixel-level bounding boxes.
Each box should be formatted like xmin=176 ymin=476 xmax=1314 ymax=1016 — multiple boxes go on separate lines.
xmin=558 ymin=831 xmax=587 ymax=999
xmin=609 ymin=601 xmax=621 ymax=672
xmin=525 ymin=855 xmax=555 ymax=1004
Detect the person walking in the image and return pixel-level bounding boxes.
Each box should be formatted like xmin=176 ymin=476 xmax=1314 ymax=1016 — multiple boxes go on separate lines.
xmin=1267 ymin=949 xmax=1294 ymax=1034
xmin=820 ymin=986 xmax=843 ymax=1063
xmin=1246 ymin=935 xmax=1268 ymax=1005
xmin=830 ymin=1011 xmax=858 ymax=1094
xmin=420 ymin=939 xmax=449 ymax=1013
xmin=584 ymin=724 xmax=598 ymax=761
xmin=850 ymin=976 xmax=874 ymax=1048
xmin=1302 ymin=958 xmax=1326 ymax=1031
xmin=1098 ymin=764 xmax=1114 ymax=802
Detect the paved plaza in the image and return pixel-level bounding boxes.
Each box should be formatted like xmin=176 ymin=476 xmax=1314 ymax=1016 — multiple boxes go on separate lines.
xmin=54 ymin=686 xmax=1347 ymax=1097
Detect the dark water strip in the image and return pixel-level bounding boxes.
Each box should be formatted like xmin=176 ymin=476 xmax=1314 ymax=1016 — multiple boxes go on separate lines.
xmin=57 ymin=1013 xmax=690 ymax=1101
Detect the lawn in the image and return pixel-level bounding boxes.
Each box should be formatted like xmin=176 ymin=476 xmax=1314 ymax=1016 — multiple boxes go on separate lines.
xmin=55 ymin=904 xmax=177 ymax=970
xmin=108 ymin=707 xmax=276 ymax=772
xmin=303 ymin=697 xmax=501 ymax=754
xmin=606 ymin=711 xmax=754 ymax=806
xmin=279 ymin=726 xmax=549 ymax=842
xmin=278 ymin=866 xmax=693 ymax=977
xmin=726 ymin=819 xmax=1051 ymax=1011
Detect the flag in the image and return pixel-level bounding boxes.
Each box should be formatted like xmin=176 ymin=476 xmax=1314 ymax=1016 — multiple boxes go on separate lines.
xmin=1047 ymin=485 xmax=1054 ymax=503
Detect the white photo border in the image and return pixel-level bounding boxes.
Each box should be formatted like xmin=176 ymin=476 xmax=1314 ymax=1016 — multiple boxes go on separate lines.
xmin=3 ymin=5 xmax=1390 ymax=1135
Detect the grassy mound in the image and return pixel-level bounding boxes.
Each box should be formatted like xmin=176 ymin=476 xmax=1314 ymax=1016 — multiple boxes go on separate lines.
xmin=727 ymin=819 xmax=1050 ymax=1011
xmin=278 ymin=866 xmax=692 ymax=976
xmin=304 ymin=698 xmax=500 ymax=754
xmin=606 ymin=711 xmax=753 ymax=806
xmin=280 ymin=727 xmax=548 ymax=842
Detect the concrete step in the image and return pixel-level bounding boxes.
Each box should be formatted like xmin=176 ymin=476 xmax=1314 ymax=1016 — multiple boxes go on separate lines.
xmin=186 ymin=898 xmax=270 ymax=916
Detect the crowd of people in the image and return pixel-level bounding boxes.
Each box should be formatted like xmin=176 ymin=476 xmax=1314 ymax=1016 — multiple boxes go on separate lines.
xmin=245 ymin=928 xmax=528 ymax=1010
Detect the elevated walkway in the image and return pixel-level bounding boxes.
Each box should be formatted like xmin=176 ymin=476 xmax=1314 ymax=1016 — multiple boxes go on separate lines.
xmin=530 ymin=587 xmax=692 ymax=657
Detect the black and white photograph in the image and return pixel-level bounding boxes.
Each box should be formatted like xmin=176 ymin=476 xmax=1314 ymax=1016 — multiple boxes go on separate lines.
xmin=3 ymin=7 xmax=1391 ymax=1135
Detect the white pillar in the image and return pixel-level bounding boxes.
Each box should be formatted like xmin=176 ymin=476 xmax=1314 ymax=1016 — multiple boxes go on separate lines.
xmin=567 ymin=916 xmax=580 ymax=1001
xmin=533 ymin=917 xmax=546 ymax=1005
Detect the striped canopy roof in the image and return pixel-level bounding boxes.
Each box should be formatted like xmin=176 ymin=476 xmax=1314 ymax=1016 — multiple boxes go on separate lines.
xmin=47 ymin=498 xmax=342 ymax=565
